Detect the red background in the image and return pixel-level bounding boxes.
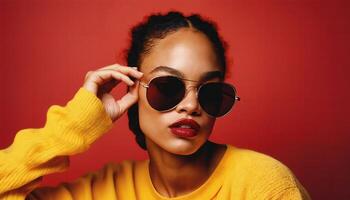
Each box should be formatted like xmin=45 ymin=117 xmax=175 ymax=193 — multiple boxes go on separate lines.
xmin=1 ymin=0 xmax=349 ymax=199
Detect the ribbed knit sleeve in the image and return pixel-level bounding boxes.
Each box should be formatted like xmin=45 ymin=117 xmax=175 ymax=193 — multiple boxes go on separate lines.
xmin=0 ymin=88 xmax=113 ymax=200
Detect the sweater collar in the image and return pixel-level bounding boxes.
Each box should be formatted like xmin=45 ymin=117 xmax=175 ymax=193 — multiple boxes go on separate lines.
xmin=137 ymin=144 xmax=235 ymax=200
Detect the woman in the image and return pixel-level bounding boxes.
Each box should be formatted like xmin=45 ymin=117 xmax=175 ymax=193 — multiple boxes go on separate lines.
xmin=0 ymin=11 xmax=310 ymax=199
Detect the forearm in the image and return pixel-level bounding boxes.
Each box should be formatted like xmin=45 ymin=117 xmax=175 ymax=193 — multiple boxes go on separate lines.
xmin=0 ymin=88 xmax=112 ymax=199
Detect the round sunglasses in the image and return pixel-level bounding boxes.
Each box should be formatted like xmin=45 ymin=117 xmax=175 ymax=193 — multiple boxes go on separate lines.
xmin=139 ymin=76 xmax=240 ymax=117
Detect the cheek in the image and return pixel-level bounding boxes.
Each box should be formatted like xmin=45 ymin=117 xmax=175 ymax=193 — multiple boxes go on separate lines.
xmin=202 ymin=117 xmax=216 ymax=135
xmin=137 ymin=89 xmax=163 ymax=134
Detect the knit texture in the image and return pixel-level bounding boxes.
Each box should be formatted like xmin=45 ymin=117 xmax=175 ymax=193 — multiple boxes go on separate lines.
xmin=0 ymin=88 xmax=310 ymax=200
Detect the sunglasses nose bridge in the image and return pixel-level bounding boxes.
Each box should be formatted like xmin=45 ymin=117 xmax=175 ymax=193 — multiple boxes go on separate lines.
xmin=184 ymin=84 xmax=198 ymax=95
xmin=175 ymin=86 xmax=201 ymax=115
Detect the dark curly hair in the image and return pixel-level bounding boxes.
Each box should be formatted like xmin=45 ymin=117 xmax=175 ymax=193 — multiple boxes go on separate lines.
xmin=126 ymin=11 xmax=228 ymax=150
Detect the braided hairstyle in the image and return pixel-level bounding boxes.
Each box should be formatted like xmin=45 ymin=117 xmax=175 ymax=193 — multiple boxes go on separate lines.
xmin=126 ymin=11 xmax=228 ymax=150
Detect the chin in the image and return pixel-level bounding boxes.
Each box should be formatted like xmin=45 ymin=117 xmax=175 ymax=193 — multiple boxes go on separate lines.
xmin=161 ymin=139 xmax=205 ymax=156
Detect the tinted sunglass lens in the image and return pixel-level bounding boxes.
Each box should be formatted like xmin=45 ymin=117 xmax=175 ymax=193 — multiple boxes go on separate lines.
xmin=198 ymin=83 xmax=236 ymax=117
xmin=147 ymin=76 xmax=185 ymax=111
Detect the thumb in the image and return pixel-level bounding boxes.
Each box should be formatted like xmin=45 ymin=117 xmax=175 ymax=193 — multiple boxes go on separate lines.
xmin=115 ymin=81 xmax=139 ymax=117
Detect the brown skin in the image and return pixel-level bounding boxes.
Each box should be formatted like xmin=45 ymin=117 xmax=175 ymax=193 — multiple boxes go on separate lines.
xmin=138 ymin=28 xmax=226 ymax=197
xmin=83 ymin=28 xmax=227 ymax=198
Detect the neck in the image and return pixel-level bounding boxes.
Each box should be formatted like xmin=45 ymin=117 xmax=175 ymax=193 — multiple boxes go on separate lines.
xmin=146 ymin=140 xmax=226 ymax=198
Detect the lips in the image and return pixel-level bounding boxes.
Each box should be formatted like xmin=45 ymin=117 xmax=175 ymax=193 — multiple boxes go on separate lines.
xmin=169 ymin=119 xmax=200 ymax=137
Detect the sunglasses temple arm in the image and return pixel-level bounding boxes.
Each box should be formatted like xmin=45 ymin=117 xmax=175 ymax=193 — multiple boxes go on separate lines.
xmin=223 ymin=91 xmax=241 ymax=101
xmin=139 ymin=82 xmax=149 ymax=88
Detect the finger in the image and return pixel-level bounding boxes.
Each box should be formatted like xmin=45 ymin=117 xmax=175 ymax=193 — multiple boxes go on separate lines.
xmin=98 ymin=64 xmax=143 ymax=79
xmin=91 ymin=70 xmax=135 ymax=86
xmin=84 ymin=70 xmax=134 ymax=94
xmin=116 ymin=81 xmax=140 ymax=114
xmin=101 ymin=93 xmax=119 ymax=121
xmin=109 ymin=71 xmax=135 ymax=86
xmin=128 ymin=80 xmax=140 ymax=96
xmin=118 ymin=66 xmax=143 ymax=80
xmin=99 ymin=63 xmax=138 ymax=71
xmin=98 ymin=63 xmax=124 ymax=70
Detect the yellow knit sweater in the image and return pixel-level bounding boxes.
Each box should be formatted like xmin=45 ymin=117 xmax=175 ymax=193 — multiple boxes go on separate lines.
xmin=0 ymin=88 xmax=310 ymax=200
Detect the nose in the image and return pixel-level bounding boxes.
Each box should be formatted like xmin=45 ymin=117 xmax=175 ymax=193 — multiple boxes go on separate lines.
xmin=175 ymin=88 xmax=201 ymax=116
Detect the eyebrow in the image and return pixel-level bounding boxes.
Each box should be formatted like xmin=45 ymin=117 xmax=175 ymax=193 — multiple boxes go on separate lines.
xmin=150 ymin=66 xmax=184 ymax=77
xmin=149 ymin=66 xmax=224 ymax=82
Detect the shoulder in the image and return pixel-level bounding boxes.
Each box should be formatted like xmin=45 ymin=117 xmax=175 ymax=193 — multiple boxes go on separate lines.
xmin=225 ymin=145 xmax=293 ymax=174
xmin=225 ymin=145 xmax=291 ymax=174
xmin=224 ymin=145 xmax=310 ymax=199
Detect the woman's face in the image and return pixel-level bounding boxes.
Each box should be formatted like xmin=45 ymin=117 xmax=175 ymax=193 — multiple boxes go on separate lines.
xmin=138 ymin=28 xmax=222 ymax=155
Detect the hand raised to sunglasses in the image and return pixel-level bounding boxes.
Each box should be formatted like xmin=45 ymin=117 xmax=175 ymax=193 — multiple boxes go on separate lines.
xmin=83 ymin=64 xmax=143 ymax=122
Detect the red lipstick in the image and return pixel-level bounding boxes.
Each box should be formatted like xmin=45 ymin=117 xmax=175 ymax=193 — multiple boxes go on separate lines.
xmin=169 ymin=118 xmax=200 ymax=138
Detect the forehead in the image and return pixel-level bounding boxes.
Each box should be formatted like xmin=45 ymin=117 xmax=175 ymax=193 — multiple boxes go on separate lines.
xmin=140 ymin=28 xmax=221 ymax=79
